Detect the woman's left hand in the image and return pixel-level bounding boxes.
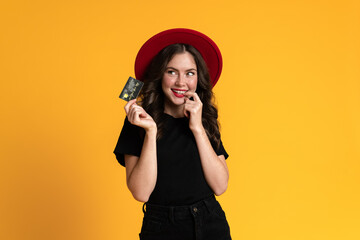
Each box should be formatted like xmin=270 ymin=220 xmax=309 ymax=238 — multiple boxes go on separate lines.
xmin=183 ymin=92 xmax=204 ymax=132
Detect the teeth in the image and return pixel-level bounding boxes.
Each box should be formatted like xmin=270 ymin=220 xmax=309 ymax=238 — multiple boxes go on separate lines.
xmin=173 ymin=90 xmax=186 ymax=94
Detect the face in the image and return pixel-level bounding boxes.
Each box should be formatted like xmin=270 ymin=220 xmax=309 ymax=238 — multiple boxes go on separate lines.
xmin=162 ymin=51 xmax=198 ymax=110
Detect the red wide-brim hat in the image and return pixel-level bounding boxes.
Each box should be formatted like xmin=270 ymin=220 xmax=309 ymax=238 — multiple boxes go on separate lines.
xmin=134 ymin=28 xmax=223 ymax=87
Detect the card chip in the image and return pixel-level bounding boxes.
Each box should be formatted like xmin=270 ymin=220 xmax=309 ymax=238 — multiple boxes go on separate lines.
xmin=119 ymin=77 xmax=144 ymax=101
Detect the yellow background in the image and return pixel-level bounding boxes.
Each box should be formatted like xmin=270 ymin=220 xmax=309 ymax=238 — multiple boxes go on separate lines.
xmin=1 ymin=0 xmax=359 ymax=239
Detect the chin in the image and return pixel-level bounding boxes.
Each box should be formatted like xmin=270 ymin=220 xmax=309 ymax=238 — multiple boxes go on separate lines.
xmin=165 ymin=96 xmax=185 ymax=107
xmin=170 ymin=98 xmax=185 ymax=106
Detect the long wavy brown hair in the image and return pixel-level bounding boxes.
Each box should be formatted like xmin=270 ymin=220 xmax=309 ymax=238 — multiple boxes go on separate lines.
xmin=138 ymin=43 xmax=221 ymax=149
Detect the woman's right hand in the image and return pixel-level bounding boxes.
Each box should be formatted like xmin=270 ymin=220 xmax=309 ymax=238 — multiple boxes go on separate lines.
xmin=124 ymin=99 xmax=157 ymax=132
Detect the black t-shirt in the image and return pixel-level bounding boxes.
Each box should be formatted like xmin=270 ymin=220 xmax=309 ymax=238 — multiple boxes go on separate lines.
xmin=113 ymin=113 xmax=229 ymax=205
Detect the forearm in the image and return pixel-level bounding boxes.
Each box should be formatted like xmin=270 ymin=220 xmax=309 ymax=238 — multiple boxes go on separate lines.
xmin=127 ymin=129 xmax=157 ymax=202
xmin=192 ymin=127 xmax=229 ymax=196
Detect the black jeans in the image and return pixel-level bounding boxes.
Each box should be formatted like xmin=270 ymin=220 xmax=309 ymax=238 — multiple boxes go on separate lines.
xmin=139 ymin=195 xmax=231 ymax=240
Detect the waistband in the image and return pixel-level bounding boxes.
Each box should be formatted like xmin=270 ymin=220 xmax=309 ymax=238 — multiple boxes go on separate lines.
xmin=143 ymin=195 xmax=219 ymax=220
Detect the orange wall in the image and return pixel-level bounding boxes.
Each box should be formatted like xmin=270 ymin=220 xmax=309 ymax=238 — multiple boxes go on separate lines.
xmin=1 ymin=0 xmax=359 ymax=239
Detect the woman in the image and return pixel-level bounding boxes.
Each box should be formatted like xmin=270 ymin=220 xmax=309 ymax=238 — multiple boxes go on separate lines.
xmin=114 ymin=28 xmax=231 ymax=240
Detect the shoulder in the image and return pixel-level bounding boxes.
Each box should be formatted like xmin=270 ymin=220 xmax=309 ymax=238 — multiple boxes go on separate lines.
xmin=113 ymin=117 xmax=145 ymax=166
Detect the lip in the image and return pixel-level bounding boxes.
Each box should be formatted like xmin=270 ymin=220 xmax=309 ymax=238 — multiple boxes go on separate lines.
xmin=172 ymin=88 xmax=188 ymax=91
xmin=171 ymin=88 xmax=188 ymax=98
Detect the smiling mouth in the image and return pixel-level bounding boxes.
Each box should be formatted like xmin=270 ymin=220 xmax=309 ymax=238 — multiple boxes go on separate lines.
xmin=172 ymin=89 xmax=187 ymax=94
xmin=171 ymin=89 xmax=188 ymax=98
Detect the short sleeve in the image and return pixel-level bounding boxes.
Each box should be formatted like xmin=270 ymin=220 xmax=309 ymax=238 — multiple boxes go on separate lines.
xmin=215 ymin=139 xmax=229 ymax=160
xmin=113 ymin=117 xmax=144 ymax=167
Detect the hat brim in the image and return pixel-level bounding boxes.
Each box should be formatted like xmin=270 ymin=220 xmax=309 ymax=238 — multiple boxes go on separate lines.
xmin=134 ymin=28 xmax=222 ymax=87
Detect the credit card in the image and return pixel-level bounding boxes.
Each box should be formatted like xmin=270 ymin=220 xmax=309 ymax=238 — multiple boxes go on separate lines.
xmin=119 ymin=76 xmax=144 ymax=101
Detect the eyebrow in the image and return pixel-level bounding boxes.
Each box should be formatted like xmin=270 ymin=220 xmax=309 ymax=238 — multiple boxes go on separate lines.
xmin=166 ymin=67 xmax=197 ymax=72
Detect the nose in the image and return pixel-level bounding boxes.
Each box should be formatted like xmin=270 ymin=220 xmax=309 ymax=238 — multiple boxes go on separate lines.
xmin=176 ymin=74 xmax=185 ymax=86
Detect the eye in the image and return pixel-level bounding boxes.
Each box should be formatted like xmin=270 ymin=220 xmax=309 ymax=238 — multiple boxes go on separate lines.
xmin=187 ymin=72 xmax=196 ymax=76
xmin=167 ymin=70 xmax=176 ymax=75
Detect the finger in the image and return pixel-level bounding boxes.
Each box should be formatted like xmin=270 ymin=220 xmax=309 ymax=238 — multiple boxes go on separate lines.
xmin=184 ymin=91 xmax=201 ymax=102
xmin=184 ymin=98 xmax=198 ymax=110
xmin=139 ymin=110 xmax=147 ymax=118
xmin=132 ymin=109 xmax=141 ymax=124
xmin=129 ymin=105 xmax=141 ymax=122
xmin=129 ymin=103 xmax=143 ymax=117
xmin=183 ymin=107 xmax=189 ymax=118
xmin=134 ymin=106 xmax=146 ymax=118
xmin=128 ymin=107 xmax=137 ymax=123
xmin=184 ymin=97 xmax=196 ymax=105
xmin=186 ymin=95 xmax=194 ymax=101
xmin=184 ymin=102 xmax=196 ymax=116
xmin=124 ymin=99 xmax=137 ymax=114
xmin=130 ymin=111 xmax=139 ymax=125
xmin=131 ymin=106 xmax=147 ymax=123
